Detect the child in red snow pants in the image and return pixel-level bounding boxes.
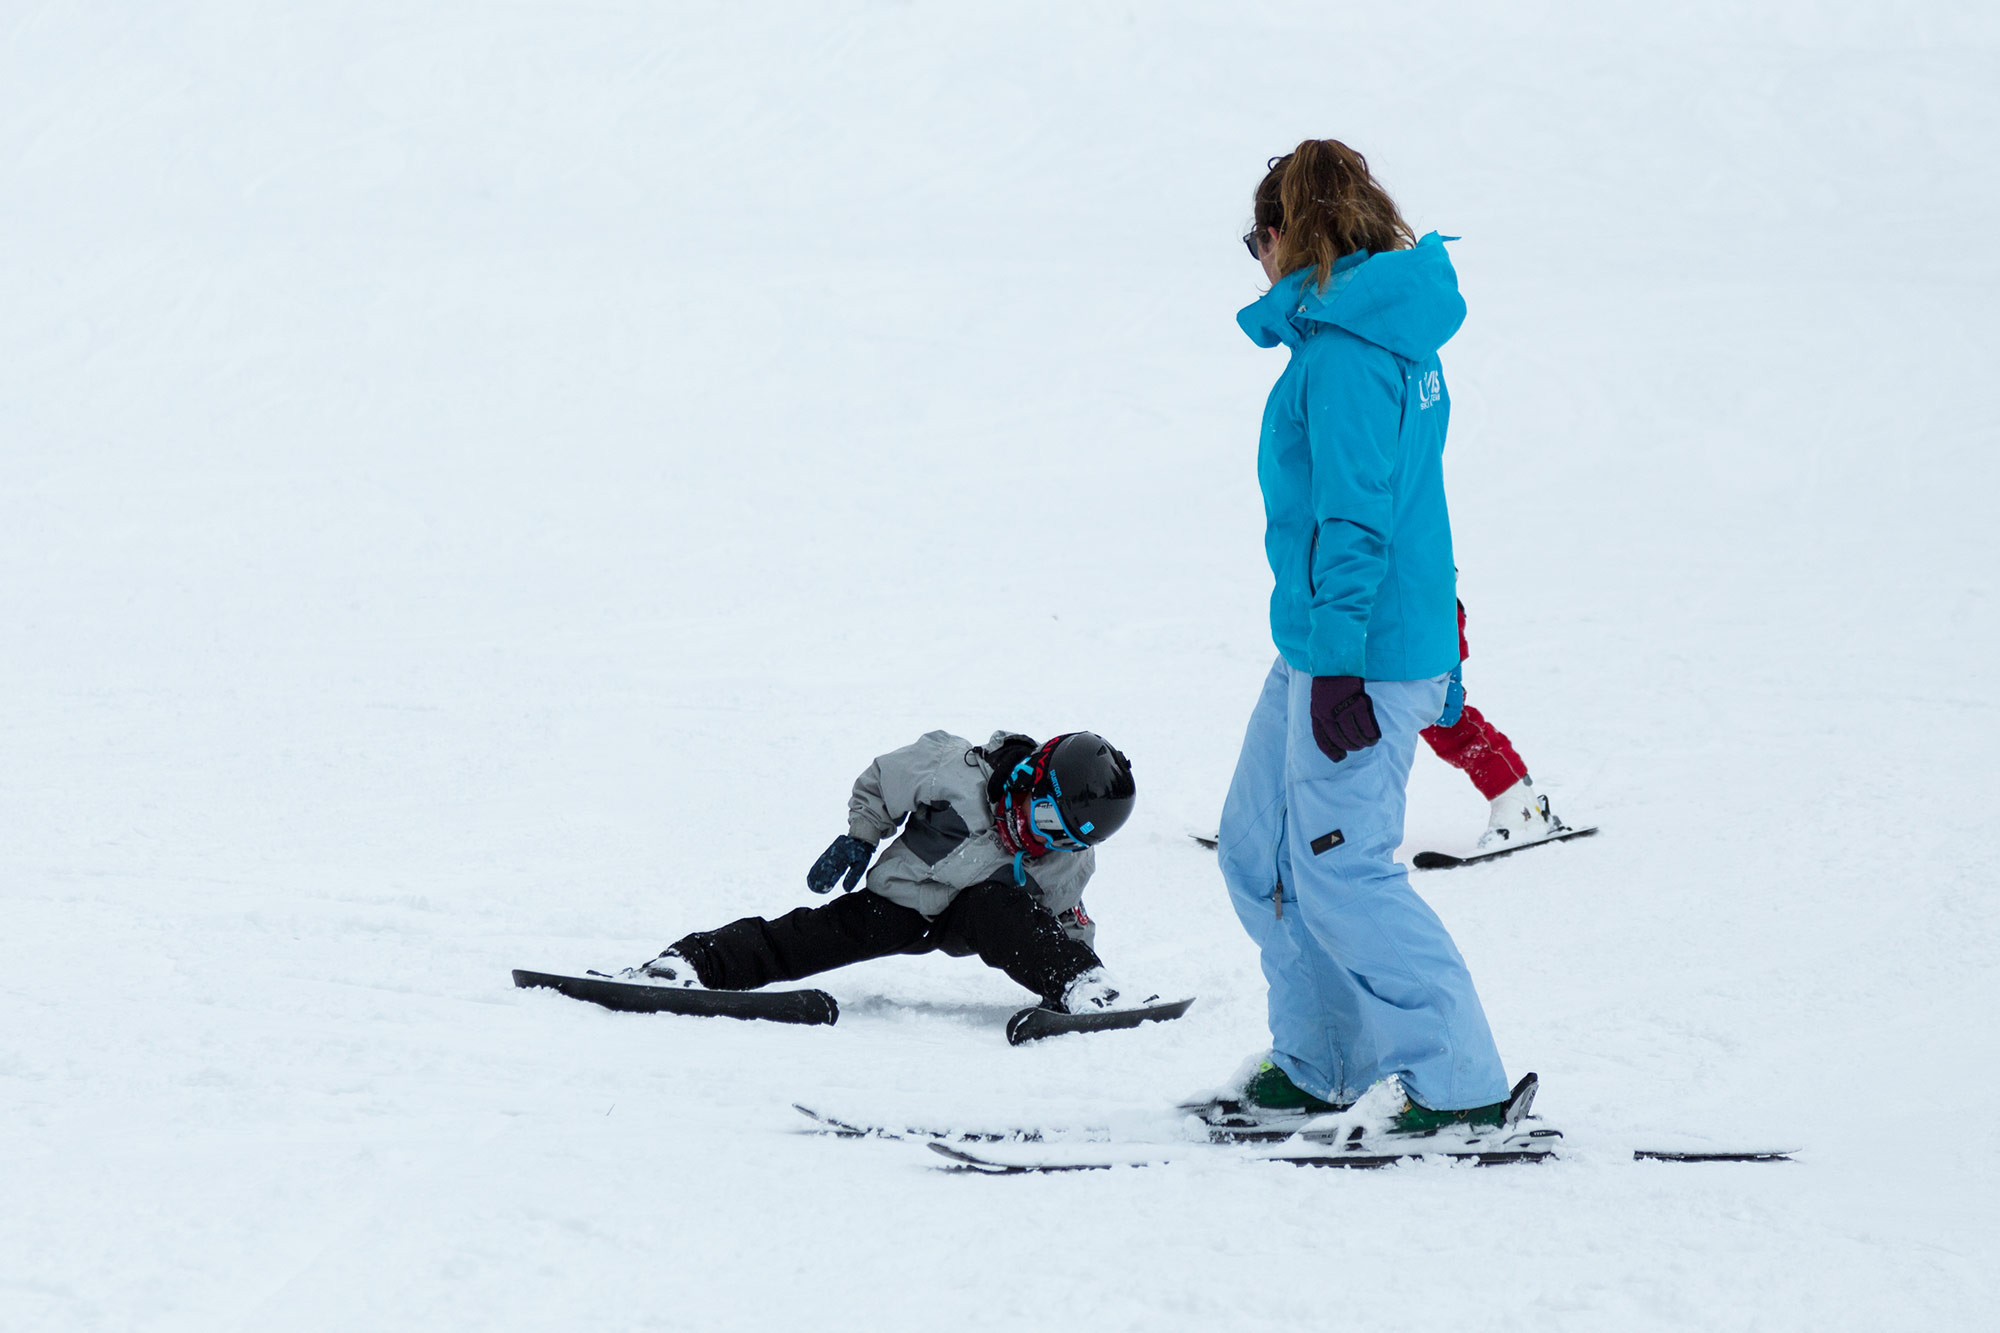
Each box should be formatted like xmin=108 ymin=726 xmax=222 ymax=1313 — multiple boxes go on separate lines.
xmin=1420 ymin=602 xmax=1528 ymax=801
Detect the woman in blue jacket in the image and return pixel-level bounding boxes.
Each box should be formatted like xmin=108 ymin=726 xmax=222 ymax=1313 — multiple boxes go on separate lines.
xmin=1214 ymin=141 xmax=1517 ymax=1131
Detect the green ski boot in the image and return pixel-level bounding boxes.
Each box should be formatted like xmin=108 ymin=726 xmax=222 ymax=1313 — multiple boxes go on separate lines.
xmin=1243 ymin=1061 xmax=1345 ymax=1113
xmin=1389 ymin=1072 xmax=1538 ymax=1135
xmin=1180 ymin=1060 xmax=1351 ymax=1138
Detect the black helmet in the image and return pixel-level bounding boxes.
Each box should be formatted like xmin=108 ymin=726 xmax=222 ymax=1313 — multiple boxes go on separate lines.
xmin=1003 ymin=732 xmax=1136 ymax=851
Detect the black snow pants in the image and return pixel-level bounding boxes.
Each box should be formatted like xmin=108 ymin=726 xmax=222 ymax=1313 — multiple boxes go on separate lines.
xmin=670 ymin=883 xmax=1101 ymax=1006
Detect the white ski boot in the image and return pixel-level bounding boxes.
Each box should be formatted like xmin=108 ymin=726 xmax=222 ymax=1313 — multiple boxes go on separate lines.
xmin=1058 ymin=967 xmax=1159 ymax=1014
xmin=618 ymin=948 xmax=705 ymax=988
xmin=1475 ymin=778 xmax=1568 ymax=853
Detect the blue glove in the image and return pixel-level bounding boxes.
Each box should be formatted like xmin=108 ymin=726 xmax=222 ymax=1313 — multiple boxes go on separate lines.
xmin=1435 ymin=664 xmax=1465 ymax=729
xmin=807 ymin=834 xmax=876 ymax=894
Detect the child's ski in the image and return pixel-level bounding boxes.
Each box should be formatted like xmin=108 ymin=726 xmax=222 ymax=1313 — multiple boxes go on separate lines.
xmin=1411 ymin=826 xmax=1599 ymax=870
xmin=512 ymin=969 xmax=838 ymax=1025
xmin=1005 ymin=996 xmax=1195 ymax=1045
xmin=1198 ymin=828 xmax=1601 ymax=871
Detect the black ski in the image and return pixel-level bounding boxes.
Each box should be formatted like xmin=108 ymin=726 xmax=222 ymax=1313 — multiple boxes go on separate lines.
xmin=1200 ymin=829 xmax=1601 ymax=870
xmin=1200 ymin=1120 xmax=1570 ymax=1152
xmin=512 ymin=968 xmax=838 ymax=1026
xmin=927 ymin=1138 xmax=1793 ymax=1172
xmin=1411 ymin=826 xmax=1599 ymax=871
xmin=927 ymin=1140 xmax=1557 ymax=1172
xmin=1005 ymin=996 xmax=1195 ymax=1045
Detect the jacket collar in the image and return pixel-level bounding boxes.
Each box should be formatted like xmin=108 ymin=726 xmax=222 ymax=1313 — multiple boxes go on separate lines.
xmin=1236 ymin=250 xmax=1373 ymax=350
xmin=1237 ymin=234 xmax=1465 ymax=361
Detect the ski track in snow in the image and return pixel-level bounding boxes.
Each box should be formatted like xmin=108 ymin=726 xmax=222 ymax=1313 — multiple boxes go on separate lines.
xmin=4 ymin=3 xmax=1997 ymax=1330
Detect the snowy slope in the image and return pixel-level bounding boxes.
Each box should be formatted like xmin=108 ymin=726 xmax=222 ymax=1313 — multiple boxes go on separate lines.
xmin=4 ymin=2 xmax=1997 ymax=1329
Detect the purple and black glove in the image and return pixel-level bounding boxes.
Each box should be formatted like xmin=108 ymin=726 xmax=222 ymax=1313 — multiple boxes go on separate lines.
xmin=1310 ymin=675 xmax=1381 ymax=764
xmin=807 ymin=833 xmax=877 ymax=894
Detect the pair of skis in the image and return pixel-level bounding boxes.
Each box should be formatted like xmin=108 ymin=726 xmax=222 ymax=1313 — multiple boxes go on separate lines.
xmin=801 ymin=1105 xmax=1564 ymax=1172
xmin=510 ymin=969 xmax=1194 ymax=1045
xmin=794 ymin=1095 xmax=1793 ymax=1173
xmin=833 ymin=1072 xmax=1566 ymax=1172
xmin=927 ymin=1139 xmax=1790 ymax=1174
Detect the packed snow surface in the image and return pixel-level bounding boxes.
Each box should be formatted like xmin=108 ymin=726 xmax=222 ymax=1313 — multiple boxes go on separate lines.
xmin=5 ymin=3 xmax=1997 ymax=1329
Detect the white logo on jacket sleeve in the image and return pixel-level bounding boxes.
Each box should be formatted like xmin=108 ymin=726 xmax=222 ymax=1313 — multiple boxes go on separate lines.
xmin=1416 ymin=370 xmax=1442 ymax=410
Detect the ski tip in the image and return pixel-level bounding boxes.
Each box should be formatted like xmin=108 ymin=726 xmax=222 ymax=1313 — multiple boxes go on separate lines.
xmin=1410 ymin=851 xmax=1464 ymax=870
xmin=1633 ymin=1148 xmax=1797 ymax=1163
xmin=1003 ymin=1006 xmax=1047 ymax=1046
xmin=793 ymin=1103 xmax=862 ymax=1134
xmin=1189 ymin=834 xmax=1218 ymax=850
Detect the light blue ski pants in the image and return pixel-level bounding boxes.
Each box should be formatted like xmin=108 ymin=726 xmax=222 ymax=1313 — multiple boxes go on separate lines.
xmin=1218 ymin=658 xmax=1509 ymax=1111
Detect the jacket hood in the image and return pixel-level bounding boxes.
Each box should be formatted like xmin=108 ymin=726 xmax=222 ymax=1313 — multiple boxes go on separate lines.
xmin=1237 ymin=232 xmax=1466 ymax=361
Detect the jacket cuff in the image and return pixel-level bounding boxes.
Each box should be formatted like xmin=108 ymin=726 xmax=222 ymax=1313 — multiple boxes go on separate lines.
xmin=1307 ymin=630 xmax=1368 ymax=678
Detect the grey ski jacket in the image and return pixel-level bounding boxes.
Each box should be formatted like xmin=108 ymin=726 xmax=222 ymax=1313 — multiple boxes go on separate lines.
xmin=846 ymin=730 xmax=1097 ymax=946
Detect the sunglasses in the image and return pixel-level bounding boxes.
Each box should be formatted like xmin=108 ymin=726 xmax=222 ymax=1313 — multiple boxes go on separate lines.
xmin=1242 ymin=229 xmax=1262 ymax=260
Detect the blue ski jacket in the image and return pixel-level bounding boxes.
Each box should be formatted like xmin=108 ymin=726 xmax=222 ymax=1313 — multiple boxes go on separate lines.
xmin=1237 ymin=232 xmax=1467 ymax=681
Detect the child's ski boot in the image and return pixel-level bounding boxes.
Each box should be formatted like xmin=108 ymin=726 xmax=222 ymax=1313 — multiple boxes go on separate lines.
xmin=1476 ymin=778 xmax=1569 ymax=852
xmin=614 ymin=948 xmax=705 ymax=988
xmin=1058 ymin=967 xmax=1159 ymax=1014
